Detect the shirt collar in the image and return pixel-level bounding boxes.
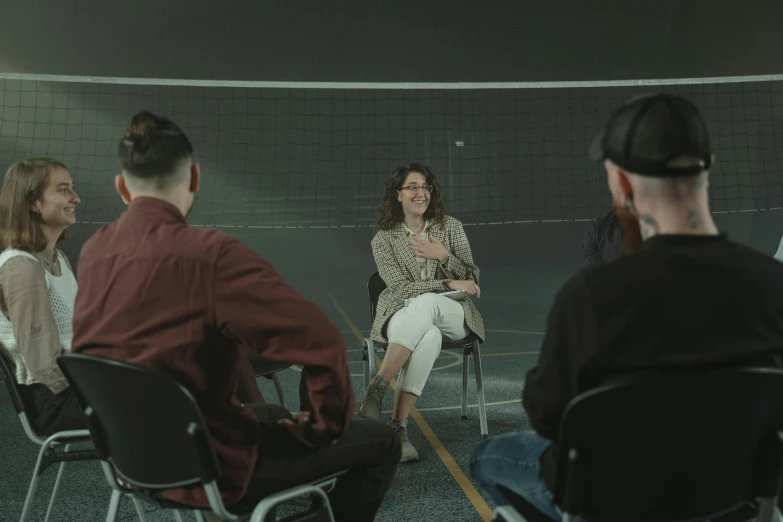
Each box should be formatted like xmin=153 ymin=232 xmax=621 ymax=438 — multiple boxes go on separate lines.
xmin=127 ymin=196 xmax=188 ymax=224
xmin=402 ymin=220 xmax=429 ymax=236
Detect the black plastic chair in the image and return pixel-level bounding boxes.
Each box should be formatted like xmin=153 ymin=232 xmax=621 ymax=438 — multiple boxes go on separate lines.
xmin=361 ymin=272 xmax=488 ymax=437
xmin=57 ymin=353 xmax=341 ymax=522
xmin=0 ymin=351 xmax=101 ymax=522
xmin=494 ymin=367 xmax=783 ymax=522
xmin=248 ymin=356 xmax=290 ymax=407
xmin=491 ymin=484 xmax=553 ymax=522
xmin=489 ymin=488 xmax=761 ymax=522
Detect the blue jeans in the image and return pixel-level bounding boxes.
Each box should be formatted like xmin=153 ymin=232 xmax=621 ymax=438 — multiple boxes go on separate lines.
xmin=472 ymin=431 xmax=740 ymax=522
xmin=470 ymin=430 xmax=562 ymax=520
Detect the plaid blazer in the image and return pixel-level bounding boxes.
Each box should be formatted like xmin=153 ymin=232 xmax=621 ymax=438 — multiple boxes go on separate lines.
xmin=370 ymin=215 xmax=485 ymax=344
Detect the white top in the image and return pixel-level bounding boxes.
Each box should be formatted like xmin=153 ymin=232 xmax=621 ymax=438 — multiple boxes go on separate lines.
xmin=0 ymin=249 xmax=78 ymax=386
xmin=403 ymin=221 xmax=430 ymax=281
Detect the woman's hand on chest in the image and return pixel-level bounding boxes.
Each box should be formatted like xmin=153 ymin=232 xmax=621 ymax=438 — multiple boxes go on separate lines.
xmin=409 ymin=234 xmax=449 ymax=264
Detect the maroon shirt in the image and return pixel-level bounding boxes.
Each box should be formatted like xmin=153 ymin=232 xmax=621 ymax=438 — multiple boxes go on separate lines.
xmin=72 ymin=197 xmax=354 ymax=507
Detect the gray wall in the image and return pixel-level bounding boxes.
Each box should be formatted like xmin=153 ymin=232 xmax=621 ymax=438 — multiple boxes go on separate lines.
xmin=1 ymin=79 xmax=782 ymax=229
xmin=1 ymin=1 xmax=783 ymax=82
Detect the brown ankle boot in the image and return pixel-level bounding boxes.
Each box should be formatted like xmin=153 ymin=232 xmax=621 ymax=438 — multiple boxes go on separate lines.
xmin=389 ymin=418 xmax=419 ymax=463
xmin=357 ymin=375 xmax=388 ymax=420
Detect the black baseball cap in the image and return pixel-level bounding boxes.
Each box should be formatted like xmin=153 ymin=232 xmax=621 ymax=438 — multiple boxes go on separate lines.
xmin=589 ymin=93 xmax=712 ymax=177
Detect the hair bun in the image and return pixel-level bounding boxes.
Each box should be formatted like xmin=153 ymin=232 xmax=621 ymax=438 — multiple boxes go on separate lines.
xmin=122 ymin=111 xmax=159 ymax=155
xmin=129 ymin=132 xmax=152 ymax=155
xmin=117 ymin=111 xmax=193 ymax=178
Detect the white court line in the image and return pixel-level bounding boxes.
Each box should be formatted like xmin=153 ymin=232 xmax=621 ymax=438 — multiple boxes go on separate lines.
xmin=487 ymin=329 xmax=545 ymax=335
xmin=3 ymin=72 xmax=782 ymax=89
xmin=342 ymin=350 xmax=464 ymax=371
xmin=343 ymin=329 xmax=544 ymax=352
xmin=342 ymin=328 xmax=545 ymax=336
xmin=74 ymin=207 xmax=783 ymax=230
xmin=261 ymin=367 xmax=365 ymax=378
xmin=382 ymin=398 xmax=520 ymax=414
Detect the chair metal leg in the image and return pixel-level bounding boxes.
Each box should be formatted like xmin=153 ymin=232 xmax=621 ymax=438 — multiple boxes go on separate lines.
xmin=105 ymin=490 xmax=122 ymax=522
xmin=172 ymin=511 xmax=185 ymax=522
xmin=43 ymin=443 xmax=72 ymax=522
xmin=562 ymin=513 xmax=580 ymax=522
xmin=472 ymin=342 xmax=488 ymax=438
xmin=20 ymin=438 xmax=55 ymax=522
xmin=194 ymin=511 xmax=208 ymax=522
xmin=250 ymin=483 xmax=335 ymax=522
xmin=271 ymin=373 xmax=285 ymax=408
xmin=18 ymin=471 xmax=40 ymax=522
xmin=461 ymin=351 xmax=470 ymax=420
xmin=130 ymin=496 xmax=148 ymax=521
xmin=758 ymin=497 xmax=783 ymax=522
xmin=492 ymin=505 xmax=527 ymax=522
xmin=366 ymin=339 xmax=377 ymax=383
xmin=362 ymin=341 xmax=371 ymax=390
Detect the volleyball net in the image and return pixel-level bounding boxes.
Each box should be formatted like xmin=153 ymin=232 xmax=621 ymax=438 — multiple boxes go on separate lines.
xmin=0 ymin=74 xmax=781 ymax=228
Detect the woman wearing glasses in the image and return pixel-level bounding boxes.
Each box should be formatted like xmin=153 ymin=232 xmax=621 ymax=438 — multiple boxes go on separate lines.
xmin=357 ymin=162 xmax=485 ymax=462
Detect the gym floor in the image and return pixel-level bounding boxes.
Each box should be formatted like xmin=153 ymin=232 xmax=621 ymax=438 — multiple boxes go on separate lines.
xmin=0 ymin=215 xmax=778 ymax=521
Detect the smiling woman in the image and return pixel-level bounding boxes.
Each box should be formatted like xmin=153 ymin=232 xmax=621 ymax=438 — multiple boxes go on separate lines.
xmin=358 ymin=162 xmax=485 ymax=463
xmin=0 ymin=157 xmax=85 ymax=435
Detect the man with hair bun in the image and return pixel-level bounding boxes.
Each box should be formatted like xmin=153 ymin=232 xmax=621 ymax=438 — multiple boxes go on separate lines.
xmin=72 ymin=111 xmax=400 ymax=521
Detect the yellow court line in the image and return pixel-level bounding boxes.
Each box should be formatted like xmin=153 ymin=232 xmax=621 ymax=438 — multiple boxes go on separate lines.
xmin=328 ymin=294 xmax=493 ymax=522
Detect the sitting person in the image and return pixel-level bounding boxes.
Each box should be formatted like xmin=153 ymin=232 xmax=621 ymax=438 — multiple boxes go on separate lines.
xmin=0 ymin=158 xmax=84 ymax=435
xmin=357 ymin=162 xmax=485 ymax=462
xmin=470 ymin=93 xmax=783 ymax=518
xmin=582 ymin=208 xmax=624 ymax=267
xmin=71 ymin=111 xmax=400 ymax=522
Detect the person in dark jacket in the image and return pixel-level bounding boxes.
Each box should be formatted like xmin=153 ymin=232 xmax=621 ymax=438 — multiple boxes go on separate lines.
xmin=582 ymin=208 xmax=623 ymax=267
xmin=470 ymin=93 xmax=783 ymax=519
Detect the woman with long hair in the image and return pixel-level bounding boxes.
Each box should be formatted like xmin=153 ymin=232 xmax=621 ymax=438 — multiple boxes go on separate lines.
xmin=358 ymin=162 xmax=485 ymax=462
xmin=0 ymin=157 xmax=83 ymax=434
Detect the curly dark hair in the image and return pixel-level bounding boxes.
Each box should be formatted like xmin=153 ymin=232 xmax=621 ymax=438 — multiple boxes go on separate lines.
xmin=376 ymin=162 xmax=446 ymax=231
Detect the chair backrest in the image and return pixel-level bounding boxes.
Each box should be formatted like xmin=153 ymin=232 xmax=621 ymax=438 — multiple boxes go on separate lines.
xmin=367 ymin=272 xmax=387 ymax=323
xmin=554 ymin=366 xmax=783 ymax=522
xmin=57 ymin=354 xmax=221 ymax=490
xmin=0 ymin=349 xmax=25 ymax=415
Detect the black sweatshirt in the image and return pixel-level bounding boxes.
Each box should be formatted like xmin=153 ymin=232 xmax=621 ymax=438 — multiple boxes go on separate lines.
xmin=523 ymin=233 xmax=783 ymax=492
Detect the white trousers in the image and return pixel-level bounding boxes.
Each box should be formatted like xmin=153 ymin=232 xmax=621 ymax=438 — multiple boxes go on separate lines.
xmin=386 ymin=293 xmax=470 ymax=396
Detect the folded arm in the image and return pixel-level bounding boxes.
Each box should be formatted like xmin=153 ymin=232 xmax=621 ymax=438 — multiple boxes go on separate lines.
xmin=440 ymin=220 xmax=480 ymax=283
xmin=214 ymin=237 xmax=353 ymax=447
xmin=372 ymin=233 xmax=449 ymax=303
xmin=1 ymin=257 xmax=68 ymax=393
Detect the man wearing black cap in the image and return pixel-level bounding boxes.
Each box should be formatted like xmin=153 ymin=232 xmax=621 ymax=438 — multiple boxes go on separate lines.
xmin=470 ymin=93 xmax=783 ymax=518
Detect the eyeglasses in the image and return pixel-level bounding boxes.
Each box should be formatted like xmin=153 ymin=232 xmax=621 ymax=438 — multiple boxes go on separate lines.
xmin=399 ymin=184 xmax=433 ymax=194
